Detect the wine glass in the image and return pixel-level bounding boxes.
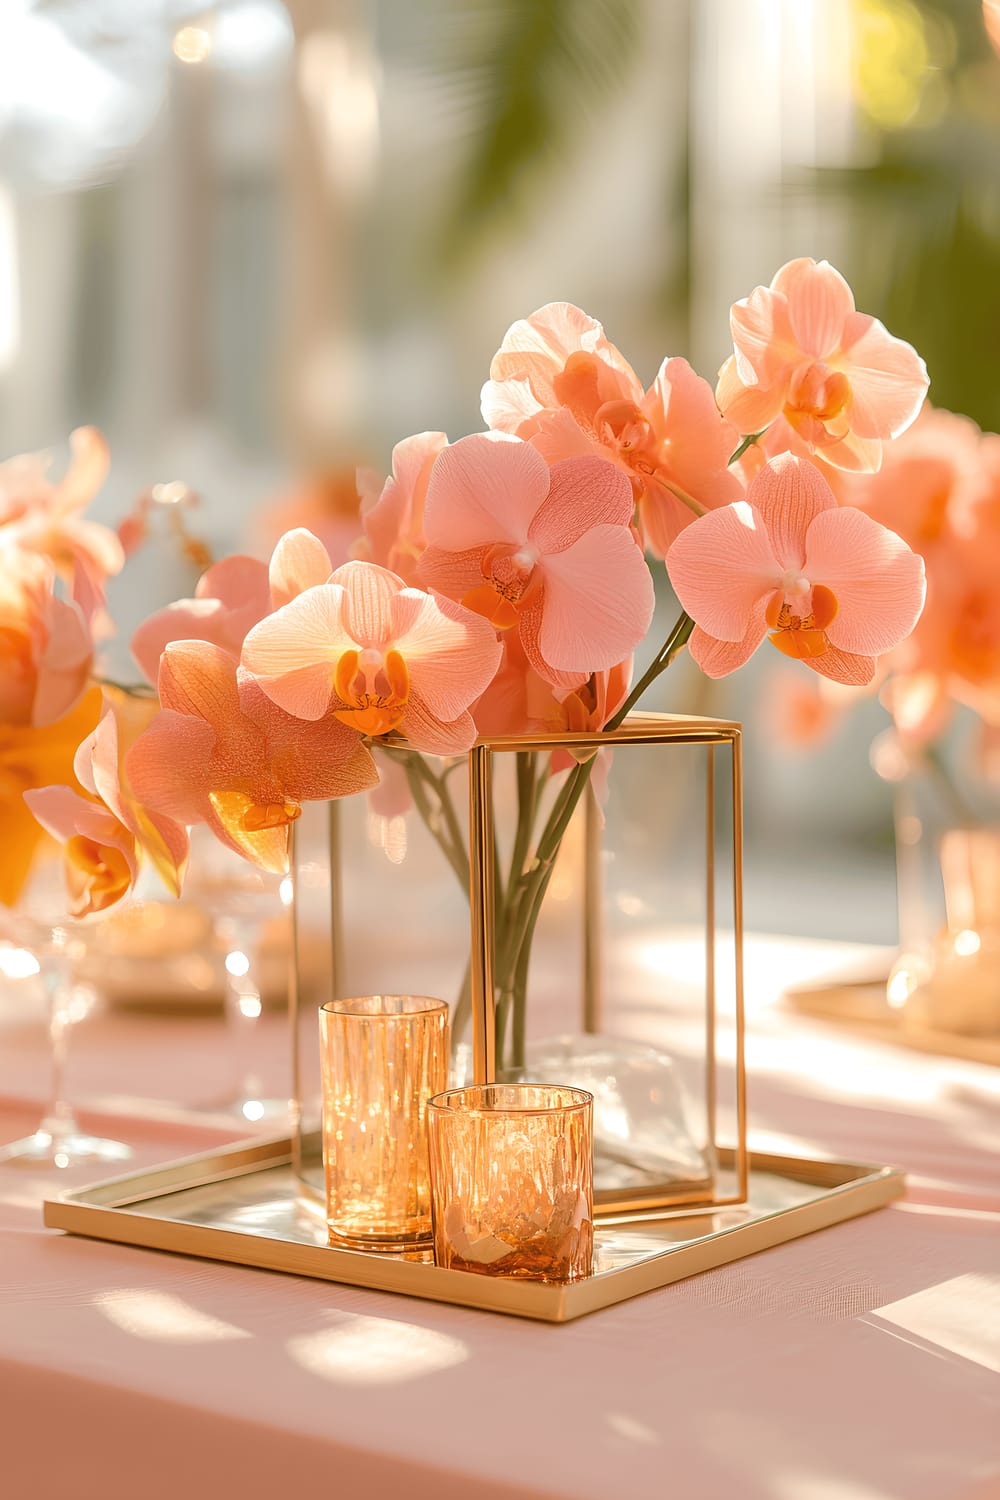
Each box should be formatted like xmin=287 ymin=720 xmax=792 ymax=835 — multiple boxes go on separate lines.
xmin=0 ymin=852 xmax=133 ymax=1168
xmin=182 ymin=827 xmax=292 ymax=1125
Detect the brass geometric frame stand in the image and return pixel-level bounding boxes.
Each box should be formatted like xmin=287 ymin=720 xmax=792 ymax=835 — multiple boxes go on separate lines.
xmin=466 ymin=712 xmax=747 ymax=1216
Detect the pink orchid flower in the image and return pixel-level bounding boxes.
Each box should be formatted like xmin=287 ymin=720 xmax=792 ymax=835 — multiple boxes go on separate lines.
xmin=353 ymin=431 xmax=448 ymax=585
xmin=126 ymin=641 xmax=379 ymax=873
xmin=716 ymin=258 xmax=928 ymax=473
xmin=667 ymin=454 xmax=926 ymax=686
xmin=241 ymin=558 xmax=502 ymax=756
xmin=481 ymin=302 xmax=742 ymax=555
xmin=131 ymin=554 xmax=272 ymax=684
xmin=24 ymin=708 xmax=189 ymax=917
xmin=0 ymin=546 xmax=93 ymax=727
xmin=0 ymin=428 xmax=124 ymax=619
xmin=418 ymin=433 xmax=654 ymax=687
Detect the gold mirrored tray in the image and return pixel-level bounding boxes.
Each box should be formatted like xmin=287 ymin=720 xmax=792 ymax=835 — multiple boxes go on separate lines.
xmin=44 ymin=1137 xmax=903 ymax=1323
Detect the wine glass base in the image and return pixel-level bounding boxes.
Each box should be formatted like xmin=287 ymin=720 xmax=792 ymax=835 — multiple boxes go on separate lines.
xmin=0 ymin=1129 xmax=134 ymax=1169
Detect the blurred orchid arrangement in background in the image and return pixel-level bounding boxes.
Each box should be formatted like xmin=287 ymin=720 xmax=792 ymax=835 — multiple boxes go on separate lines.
xmin=1 ymin=257 xmax=938 ymax=1060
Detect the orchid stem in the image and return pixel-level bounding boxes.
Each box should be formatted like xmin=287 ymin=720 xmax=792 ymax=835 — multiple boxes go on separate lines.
xmin=728 ymin=429 xmax=765 ymax=465
xmin=93 ymin=677 xmax=158 ymax=699
xmin=661 ymin=479 xmax=707 ymax=519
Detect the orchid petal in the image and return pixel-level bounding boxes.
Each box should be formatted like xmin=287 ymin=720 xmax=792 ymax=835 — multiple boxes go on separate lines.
xmin=805 ymin=645 xmax=877 ymax=687
xmin=124 ymin=711 xmax=218 ymax=823
xmin=804 ymin=507 xmax=926 ymax=657
xmin=715 ymin=356 xmax=784 ymax=434
xmin=59 ymin=427 xmax=110 ymax=514
xmin=538 ymin=526 xmax=654 ymax=674
xmin=839 ymin=313 xmax=929 ymax=440
xmin=159 ymin=640 xmax=243 ymax=727
xmin=487 ymin=302 xmax=641 ymax=405
xmin=237 ymin=673 xmax=378 ymax=802
xmin=774 ymin=259 xmax=855 ymax=361
xmin=480 ymin=375 xmax=546 ymax=434
xmin=197 ymin=554 xmax=271 ymax=610
xmin=423 ymin=433 xmax=550 ymax=550
xmin=667 ymin=502 xmax=780 ymax=642
xmin=242 ymin=586 xmax=352 ymax=720
xmin=330 ymin=560 xmax=402 ymax=645
xmin=689 ymin=609 xmax=768 ymax=677
xmin=400 ymin=692 xmax=479 ymax=755
xmin=747 ymin=453 xmax=837 ymax=570
xmin=415 ymin=544 xmax=488 ymax=602
xmin=643 ymin=357 xmax=744 ymax=506
xmin=391 ymin=590 xmax=502 ymax=720
xmin=730 ymin=284 xmax=799 ymax=386
xmin=528 ymin=457 xmax=634 ymax=554
xmin=518 ymin=597 xmax=589 ymax=691
xmin=269 ymin=529 xmax=334 ymax=606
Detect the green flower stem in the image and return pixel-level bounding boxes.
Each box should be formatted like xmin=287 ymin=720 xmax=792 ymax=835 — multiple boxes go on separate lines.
xmin=728 ymin=430 xmax=765 ymax=465
xmin=396 ymin=752 xmax=469 ymax=889
xmin=385 ymin=608 xmax=695 ymax=1072
xmin=496 ymin=608 xmax=695 ymax=1068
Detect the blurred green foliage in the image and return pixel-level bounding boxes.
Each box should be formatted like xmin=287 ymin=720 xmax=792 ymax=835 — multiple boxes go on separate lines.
xmin=823 ymin=0 xmax=1000 ymax=431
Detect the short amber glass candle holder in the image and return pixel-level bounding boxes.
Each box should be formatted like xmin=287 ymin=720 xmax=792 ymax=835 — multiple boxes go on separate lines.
xmin=319 ymin=995 xmax=449 ymax=1249
xmin=428 ymin=1083 xmax=594 ymax=1282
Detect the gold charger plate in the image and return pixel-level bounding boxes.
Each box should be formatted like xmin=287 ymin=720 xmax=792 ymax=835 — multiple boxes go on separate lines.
xmin=44 ymin=1137 xmax=903 ymax=1323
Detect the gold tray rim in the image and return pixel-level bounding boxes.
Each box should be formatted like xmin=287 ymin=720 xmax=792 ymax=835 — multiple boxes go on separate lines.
xmin=43 ymin=1137 xmax=904 ymax=1323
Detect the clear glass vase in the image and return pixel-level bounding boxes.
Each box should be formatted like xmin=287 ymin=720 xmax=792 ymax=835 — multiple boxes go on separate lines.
xmin=885 ymin=729 xmax=1000 ymax=1037
xmin=290 ymin=713 xmax=747 ymax=1220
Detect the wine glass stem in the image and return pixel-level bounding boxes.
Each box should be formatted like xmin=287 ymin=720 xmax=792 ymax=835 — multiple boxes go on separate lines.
xmin=38 ymin=954 xmax=81 ymax=1144
xmin=223 ymin=918 xmax=262 ymax=1105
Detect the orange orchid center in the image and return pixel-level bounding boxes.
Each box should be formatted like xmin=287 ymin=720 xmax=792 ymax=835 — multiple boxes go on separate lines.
xmin=783 ymin=362 xmax=851 ymax=442
xmin=242 ymin=801 xmax=302 ymax=832
xmin=209 ymin=788 xmax=302 ymax=841
xmin=766 ymin=581 xmax=839 ymax=661
xmin=64 ymin=834 xmax=132 ymax=916
xmin=332 ymin=646 xmax=410 ymax=736
xmin=461 ymin=543 xmax=543 ymax=631
xmin=593 ymin=399 xmax=658 ymax=474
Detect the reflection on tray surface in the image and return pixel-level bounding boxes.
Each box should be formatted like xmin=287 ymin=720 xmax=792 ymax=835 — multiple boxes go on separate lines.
xmin=136 ymin=1164 xmax=824 ymax=1277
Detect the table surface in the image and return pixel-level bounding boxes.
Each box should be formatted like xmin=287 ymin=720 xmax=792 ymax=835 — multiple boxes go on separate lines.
xmin=2 ymin=934 xmax=999 ymax=1500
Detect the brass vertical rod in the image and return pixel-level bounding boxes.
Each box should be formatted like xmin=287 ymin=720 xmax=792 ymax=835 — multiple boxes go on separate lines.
xmin=732 ymin=730 xmax=748 ymax=1202
xmin=469 ymin=746 xmax=497 ymax=1082
xmin=582 ymin=781 xmax=603 ymax=1035
xmin=289 ymin=819 xmax=304 ymax=1181
xmin=327 ymin=800 xmax=344 ymax=1000
xmin=704 ymin=745 xmax=717 ymax=1181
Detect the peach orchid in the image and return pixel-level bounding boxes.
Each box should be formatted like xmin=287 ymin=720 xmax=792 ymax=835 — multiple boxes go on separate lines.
xmin=126 ymin=641 xmax=379 ymax=874
xmin=0 ymin=427 xmax=124 ymax=618
xmin=0 ymin=546 xmax=93 ymax=728
xmin=716 ymin=258 xmax=928 ymax=473
xmin=131 ymin=554 xmax=272 ymax=683
xmin=417 ymin=433 xmax=654 ymax=687
xmin=24 ymin=708 xmax=189 ymax=917
xmin=666 ymin=453 xmax=926 ymax=686
xmin=481 ymin=302 xmax=742 ymax=555
xmin=353 ymin=430 xmax=448 ymax=585
xmin=242 ymin=557 xmax=502 ymax=756
xmin=0 ymin=687 xmax=102 ymax=908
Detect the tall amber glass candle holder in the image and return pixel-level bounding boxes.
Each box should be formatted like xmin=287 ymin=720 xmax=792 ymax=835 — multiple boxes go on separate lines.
xmin=428 ymin=1083 xmax=594 ymax=1282
xmin=319 ymin=995 xmax=449 ymax=1248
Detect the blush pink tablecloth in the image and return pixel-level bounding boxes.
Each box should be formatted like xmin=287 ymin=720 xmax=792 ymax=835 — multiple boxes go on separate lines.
xmin=1 ymin=937 xmax=999 ymax=1500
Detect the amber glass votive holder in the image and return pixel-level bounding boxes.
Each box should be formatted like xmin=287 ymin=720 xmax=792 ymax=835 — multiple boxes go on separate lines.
xmin=319 ymin=995 xmax=449 ymax=1249
xmin=427 ymin=1083 xmax=594 ymax=1282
